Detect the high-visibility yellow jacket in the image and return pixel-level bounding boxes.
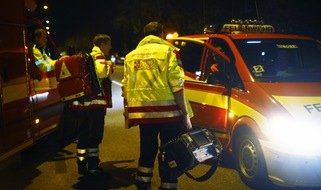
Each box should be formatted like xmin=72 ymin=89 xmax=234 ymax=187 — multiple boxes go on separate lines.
xmin=122 ymin=35 xmax=193 ymax=125
xmin=33 ymin=45 xmax=56 ymax=72
xmin=72 ymin=46 xmax=113 ymax=110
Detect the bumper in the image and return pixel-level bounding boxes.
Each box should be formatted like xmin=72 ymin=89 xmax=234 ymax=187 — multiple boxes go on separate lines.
xmin=260 ymin=139 xmax=321 ymax=187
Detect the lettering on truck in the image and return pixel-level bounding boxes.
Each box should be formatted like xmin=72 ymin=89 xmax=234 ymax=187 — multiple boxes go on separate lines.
xmin=304 ymin=103 xmax=321 ymax=113
xmin=221 ymin=24 xmax=275 ymax=33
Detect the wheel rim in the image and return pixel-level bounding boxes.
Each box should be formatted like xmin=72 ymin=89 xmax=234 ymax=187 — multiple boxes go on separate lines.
xmin=238 ymin=139 xmax=259 ymax=179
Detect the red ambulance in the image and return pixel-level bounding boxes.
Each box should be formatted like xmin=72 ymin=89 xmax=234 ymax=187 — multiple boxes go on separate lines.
xmin=169 ymin=20 xmax=321 ymax=188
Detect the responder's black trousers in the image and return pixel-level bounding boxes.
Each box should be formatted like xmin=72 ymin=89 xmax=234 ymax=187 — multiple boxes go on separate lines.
xmin=76 ymin=108 xmax=106 ymax=170
xmin=137 ymin=121 xmax=184 ymax=187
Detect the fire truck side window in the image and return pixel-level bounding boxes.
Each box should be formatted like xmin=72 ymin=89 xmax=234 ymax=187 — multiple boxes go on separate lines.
xmin=177 ymin=41 xmax=203 ymax=80
xmin=26 ymin=18 xmax=58 ymax=80
xmin=208 ymin=40 xmax=243 ymax=89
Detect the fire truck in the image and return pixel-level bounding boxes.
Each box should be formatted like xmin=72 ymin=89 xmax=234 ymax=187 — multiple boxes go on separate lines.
xmin=168 ymin=20 xmax=321 ymax=188
xmin=0 ymin=1 xmax=77 ymax=165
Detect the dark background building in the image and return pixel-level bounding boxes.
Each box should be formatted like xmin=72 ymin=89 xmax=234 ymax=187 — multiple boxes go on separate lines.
xmin=34 ymin=0 xmax=321 ymax=57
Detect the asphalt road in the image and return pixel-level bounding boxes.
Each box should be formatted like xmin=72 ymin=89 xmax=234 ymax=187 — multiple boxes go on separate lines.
xmin=1 ymin=66 xmax=318 ymax=190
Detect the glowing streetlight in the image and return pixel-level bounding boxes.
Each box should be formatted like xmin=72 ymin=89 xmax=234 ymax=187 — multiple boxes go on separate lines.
xmin=43 ymin=5 xmax=48 ymax=10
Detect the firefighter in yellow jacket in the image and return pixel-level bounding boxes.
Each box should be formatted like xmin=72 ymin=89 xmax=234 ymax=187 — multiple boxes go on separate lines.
xmin=72 ymin=34 xmax=113 ymax=179
xmin=33 ymin=28 xmax=57 ymax=73
xmin=122 ymin=22 xmax=193 ymax=190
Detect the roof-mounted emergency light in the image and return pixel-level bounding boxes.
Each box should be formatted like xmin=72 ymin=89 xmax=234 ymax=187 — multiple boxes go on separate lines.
xmin=203 ymin=24 xmax=220 ymax=34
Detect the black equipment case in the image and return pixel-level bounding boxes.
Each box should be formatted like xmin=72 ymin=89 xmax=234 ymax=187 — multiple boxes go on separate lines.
xmin=159 ymin=128 xmax=222 ymax=181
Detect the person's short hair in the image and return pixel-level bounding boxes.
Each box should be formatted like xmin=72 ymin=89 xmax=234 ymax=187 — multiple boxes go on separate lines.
xmin=93 ymin=34 xmax=111 ymax=46
xmin=32 ymin=28 xmax=47 ymax=44
xmin=144 ymin=21 xmax=163 ymax=36
xmin=34 ymin=28 xmax=47 ymax=38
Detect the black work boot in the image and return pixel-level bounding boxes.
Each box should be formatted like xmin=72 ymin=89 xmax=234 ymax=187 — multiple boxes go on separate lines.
xmin=134 ymin=181 xmax=151 ymax=190
xmin=87 ymin=167 xmax=112 ymax=180
xmin=77 ymin=159 xmax=87 ymax=175
xmin=87 ymin=156 xmax=112 ymax=180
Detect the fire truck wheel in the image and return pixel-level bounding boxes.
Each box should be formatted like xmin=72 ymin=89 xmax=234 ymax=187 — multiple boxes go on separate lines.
xmin=235 ymin=132 xmax=269 ymax=189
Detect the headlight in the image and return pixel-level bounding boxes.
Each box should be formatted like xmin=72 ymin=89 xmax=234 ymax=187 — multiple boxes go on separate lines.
xmin=267 ymin=115 xmax=321 ymax=155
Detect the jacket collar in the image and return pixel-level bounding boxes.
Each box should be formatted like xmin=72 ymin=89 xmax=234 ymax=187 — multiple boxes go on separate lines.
xmin=136 ymin=35 xmax=179 ymax=50
xmin=91 ymin=46 xmax=104 ymax=55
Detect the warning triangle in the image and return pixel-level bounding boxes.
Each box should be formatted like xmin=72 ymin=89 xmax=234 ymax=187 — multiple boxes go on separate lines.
xmin=59 ymin=62 xmax=72 ymax=79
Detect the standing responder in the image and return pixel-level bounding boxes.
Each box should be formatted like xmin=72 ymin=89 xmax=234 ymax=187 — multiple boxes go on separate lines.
xmin=121 ymin=21 xmax=193 ymax=190
xmin=72 ymin=34 xmax=113 ymax=179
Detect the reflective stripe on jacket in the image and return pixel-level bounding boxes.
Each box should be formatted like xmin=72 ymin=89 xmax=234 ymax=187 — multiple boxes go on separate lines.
xmin=72 ymin=46 xmax=113 ymax=109
xmin=122 ymin=35 xmax=186 ymax=124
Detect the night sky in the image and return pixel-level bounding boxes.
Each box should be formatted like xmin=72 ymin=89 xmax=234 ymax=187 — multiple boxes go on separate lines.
xmin=34 ymin=0 xmax=321 ymax=56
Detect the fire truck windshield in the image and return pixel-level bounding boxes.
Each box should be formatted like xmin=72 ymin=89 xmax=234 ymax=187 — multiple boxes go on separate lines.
xmin=234 ymin=39 xmax=321 ymax=82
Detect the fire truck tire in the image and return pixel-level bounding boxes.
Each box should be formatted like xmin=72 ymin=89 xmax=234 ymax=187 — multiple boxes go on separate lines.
xmin=235 ymin=132 xmax=270 ymax=189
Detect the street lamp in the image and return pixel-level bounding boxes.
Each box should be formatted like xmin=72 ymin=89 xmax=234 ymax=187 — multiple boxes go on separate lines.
xmin=42 ymin=6 xmax=50 ymax=33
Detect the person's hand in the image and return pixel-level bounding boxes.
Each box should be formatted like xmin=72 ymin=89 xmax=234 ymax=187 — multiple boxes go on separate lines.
xmin=106 ymin=60 xmax=114 ymax=74
xmin=183 ymin=114 xmax=193 ymax=131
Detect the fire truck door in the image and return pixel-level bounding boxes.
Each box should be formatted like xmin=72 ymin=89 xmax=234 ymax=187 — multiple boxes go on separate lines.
xmin=0 ymin=32 xmax=33 ymax=151
xmin=175 ymin=40 xmax=230 ymax=132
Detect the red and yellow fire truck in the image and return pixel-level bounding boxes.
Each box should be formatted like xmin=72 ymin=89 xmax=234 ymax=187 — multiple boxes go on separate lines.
xmin=169 ymin=20 xmax=321 ymax=188
xmin=0 ymin=1 xmax=76 ymax=165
